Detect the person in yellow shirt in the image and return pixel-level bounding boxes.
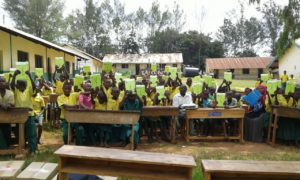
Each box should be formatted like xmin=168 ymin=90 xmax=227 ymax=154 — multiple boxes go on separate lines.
xmin=281 ymin=70 xmax=289 ymax=91
xmin=94 ymin=90 xmax=111 ymax=147
xmin=103 ymin=79 xmax=113 ymax=100
xmin=53 ymin=65 xmax=69 ymax=95
xmin=32 ymin=89 xmax=45 ymax=145
xmin=57 ymin=82 xmax=82 ymax=145
xmin=11 ymin=70 xmax=37 ymax=153
xmin=107 ymin=87 xmax=121 ymax=111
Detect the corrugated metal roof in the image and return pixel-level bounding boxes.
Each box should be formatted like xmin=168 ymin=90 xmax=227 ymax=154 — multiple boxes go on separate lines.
xmin=103 ymin=53 xmax=183 ymax=64
xmin=0 ymin=25 xmax=87 ymax=59
xmin=206 ymin=57 xmax=273 ymax=70
xmin=64 ymin=45 xmax=102 ymax=62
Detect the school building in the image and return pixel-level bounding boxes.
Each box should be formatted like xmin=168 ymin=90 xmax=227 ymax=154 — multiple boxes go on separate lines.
xmin=103 ymin=53 xmax=183 ymax=75
xmin=268 ymin=39 xmax=300 ymax=84
xmin=0 ymin=25 xmax=102 ymax=79
xmin=206 ymin=57 xmax=273 ymax=80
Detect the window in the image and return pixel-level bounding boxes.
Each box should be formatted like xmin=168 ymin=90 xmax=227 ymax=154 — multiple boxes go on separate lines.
xmin=17 ymin=51 xmax=28 ymax=62
xmin=230 ymin=69 xmax=235 ymax=73
xmin=160 ymin=64 xmax=166 ymax=69
xmin=35 ymin=55 xmax=43 ymax=68
xmin=121 ymin=64 xmax=128 ymax=69
xmin=65 ymin=61 xmax=70 ymax=73
xmin=146 ymin=64 xmax=151 ymax=69
xmin=243 ymin=68 xmax=250 ymax=75
xmin=173 ymin=64 xmax=177 ymax=67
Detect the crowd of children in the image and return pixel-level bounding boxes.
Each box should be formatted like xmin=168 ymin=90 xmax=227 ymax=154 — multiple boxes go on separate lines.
xmin=0 ymin=64 xmax=300 ymax=153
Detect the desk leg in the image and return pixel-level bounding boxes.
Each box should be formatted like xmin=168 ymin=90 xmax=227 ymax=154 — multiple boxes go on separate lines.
xmin=171 ymin=116 xmax=176 ymax=143
xmin=267 ymin=109 xmax=274 ymax=143
xmin=239 ymin=118 xmax=244 ymax=143
xmin=19 ymin=123 xmax=25 ymax=152
xmin=131 ymin=124 xmax=134 ymax=150
xmin=271 ymin=115 xmax=279 ymax=145
xmin=58 ymin=158 xmax=68 ymax=180
xmin=186 ymin=118 xmax=190 ymax=142
xmin=67 ymin=123 xmax=71 ymax=144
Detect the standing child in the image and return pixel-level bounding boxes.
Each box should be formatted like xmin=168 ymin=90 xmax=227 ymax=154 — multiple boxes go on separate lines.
xmin=224 ymin=91 xmax=238 ymax=136
xmin=32 ymin=89 xmax=45 ymax=144
xmin=57 ymin=82 xmax=82 ymax=145
xmin=53 ymin=65 xmax=68 ymax=95
xmin=11 ymin=70 xmax=37 ymax=153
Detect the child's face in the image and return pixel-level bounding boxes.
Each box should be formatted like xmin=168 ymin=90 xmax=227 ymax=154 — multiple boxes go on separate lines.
xmin=60 ymin=75 xmax=66 ymax=82
xmin=104 ymin=80 xmax=111 ymax=89
xmin=187 ymin=78 xmax=192 ymax=86
xmin=202 ymin=92 xmax=209 ymax=99
xmin=226 ymin=92 xmax=233 ymax=99
xmin=16 ymin=81 xmax=27 ymax=92
xmin=111 ymin=88 xmax=120 ymax=99
xmin=128 ymin=93 xmax=136 ymax=102
xmin=63 ymin=85 xmax=72 ymax=96
xmin=97 ymin=92 xmax=106 ymax=104
xmin=83 ymin=83 xmax=92 ymax=92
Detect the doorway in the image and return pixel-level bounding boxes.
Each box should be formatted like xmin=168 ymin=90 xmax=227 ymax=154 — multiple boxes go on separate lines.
xmin=0 ymin=50 xmax=3 ymax=73
xmin=136 ymin=64 xmax=140 ymax=75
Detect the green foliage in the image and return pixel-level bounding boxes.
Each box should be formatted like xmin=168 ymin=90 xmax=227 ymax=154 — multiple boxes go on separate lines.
xmin=147 ymin=29 xmax=224 ymax=70
xmin=217 ymin=2 xmax=263 ymax=57
xmin=3 ymin=0 xmax=64 ymax=42
xmin=276 ymin=0 xmax=300 ymax=58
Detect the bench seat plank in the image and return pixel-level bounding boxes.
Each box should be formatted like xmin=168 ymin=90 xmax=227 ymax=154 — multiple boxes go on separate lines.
xmin=0 ymin=161 xmax=25 ymax=179
xmin=202 ymin=160 xmax=300 ymax=180
xmin=17 ymin=162 xmax=58 ymax=180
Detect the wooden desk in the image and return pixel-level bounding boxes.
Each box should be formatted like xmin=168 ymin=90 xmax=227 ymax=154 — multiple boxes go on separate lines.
xmin=55 ymin=145 xmax=196 ymax=180
xmin=201 ymin=160 xmax=300 ymax=180
xmin=185 ymin=108 xmax=245 ymax=143
xmin=142 ymin=106 xmax=179 ymax=143
xmin=267 ymin=106 xmax=300 ymax=145
xmin=42 ymin=96 xmax=49 ymax=123
xmin=64 ymin=109 xmax=140 ymax=150
xmin=0 ymin=108 xmax=28 ymax=155
xmin=49 ymin=94 xmax=59 ymax=126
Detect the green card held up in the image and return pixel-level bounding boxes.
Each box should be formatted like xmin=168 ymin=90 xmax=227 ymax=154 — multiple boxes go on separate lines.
xmin=83 ymin=65 xmax=91 ymax=73
xmin=3 ymin=73 xmax=9 ymax=82
xmin=136 ymin=85 xmax=146 ymax=98
xmin=125 ymin=79 xmax=136 ymax=92
xmin=224 ymin=72 xmax=232 ymax=82
xmin=10 ymin=68 xmax=16 ymax=75
xmin=115 ymin=72 xmax=122 ymax=83
xmin=55 ymin=57 xmax=64 ymax=69
xmin=165 ymin=66 xmax=170 ymax=73
xmin=260 ymin=74 xmax=268 ymax=82
xmin=35 ymin=68 xmax=44 ymax=79
xmin=90 ymin=74 xmax=101 ymax=89
xmin=192 ymin=83 xmax=203 ymax=95
xmin=169 ymin=67 xmax=177 ymax=80
xmin=151 ymin=64 xmax=157 ymax=72
xmin=217 ymin=93 xmax=225 ymax=107
xmin=266 ymin=80 xmax=277 ymax=95
xmin=193 ymin=76 xmax=203 ymax=84
xmin=16 ymin=61 xmax=29 ymax=74
xmin=204 ymin=75 xmax=213 ymax=86
xmin=150 ymin=75 xmax=157 ymax=87
xmin=162 ymin=75 xmax=169 ymax=82
xmin=156 ymin=86 xmax=165 ymax=100
xmin=103 ymin=62 xmax=112 ymax=73
xmin=285 ymin=80 xmax=295 ymax=95
xmin=74 ymin=75 xmax=84 ymax=89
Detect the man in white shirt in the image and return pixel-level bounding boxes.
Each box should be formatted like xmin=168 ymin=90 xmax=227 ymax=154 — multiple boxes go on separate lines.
xmin=172 ymin=85 xmax=195 ymax=136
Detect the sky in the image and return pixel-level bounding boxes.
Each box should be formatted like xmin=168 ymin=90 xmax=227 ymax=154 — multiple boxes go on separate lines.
xmin=0 ymin=0 xmax=289 ymax=35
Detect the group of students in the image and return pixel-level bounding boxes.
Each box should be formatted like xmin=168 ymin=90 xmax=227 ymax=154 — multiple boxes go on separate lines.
xmin=1 ymin=64 xmax=300 ymax=153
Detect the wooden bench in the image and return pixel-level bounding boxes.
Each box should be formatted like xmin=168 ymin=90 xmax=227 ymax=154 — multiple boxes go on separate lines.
xmin=185 ymin=108 xmax=245 ymax=143
xmin=0 ymin=108 xmax=28 ymax=155
xmin=0 ymin=161 xmax=25 ymax=179
xmin=64 ymin=109 xmax=140 ymax=150
xmin=201 ymin=160 xmax=300 ymax=180
xmin=55 ymin=145 xmax=196 ymax=180
xmin=142 ymin=106 xmax=179 ymax=143
xmin=17 ymin=162 xmax=57 ymax=180
xmin=267 ymin=106 xmax=300 ymax=145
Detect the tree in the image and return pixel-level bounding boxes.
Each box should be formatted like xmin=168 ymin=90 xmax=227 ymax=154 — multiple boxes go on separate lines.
xmin=276 ymin=0 xmax=300 ymax=58
xmin=3 ymin=0 xmax=64 ymax=42
xmin=258 ymin=0 xmax=282 ymax=56
xmin=217 ymin=2 xmax=263 ymax=57
xmin=171 ymin=1 xmax=185 ymax=32
xmin=66 ymin=0 xmax=114 ymax=57
xmin=122 ymin=31 xmax=140 ymax=54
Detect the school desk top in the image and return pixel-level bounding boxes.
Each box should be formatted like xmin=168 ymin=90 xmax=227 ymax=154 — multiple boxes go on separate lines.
xmin=0 ymin=108 xmax=28 ymax=123
xmin=186 ymin=108 xmax=245 ymax=119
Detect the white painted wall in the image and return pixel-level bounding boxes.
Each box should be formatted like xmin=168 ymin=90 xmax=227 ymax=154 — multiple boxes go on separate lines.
xmin=279 ymin=45 xmax=300 ymax=83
